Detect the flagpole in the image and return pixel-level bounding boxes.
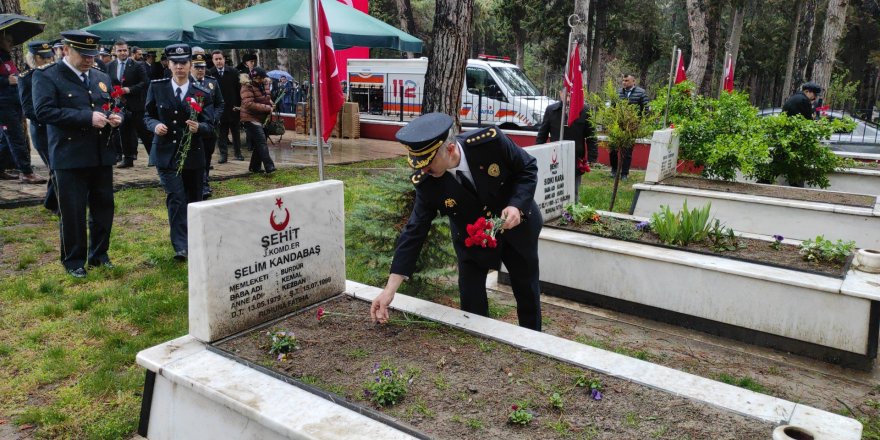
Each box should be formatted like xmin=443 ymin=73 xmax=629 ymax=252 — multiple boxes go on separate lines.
xmin=308 ymin=0 xmax=325 ymax=181
xmin=662 ymin=45 xmax=678 ymax=129
xmin=559 ymin=14 xmax=581 ymax=142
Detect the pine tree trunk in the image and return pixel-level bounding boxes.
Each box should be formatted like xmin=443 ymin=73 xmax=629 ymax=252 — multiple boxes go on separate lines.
xmin=0 ymin=0 xmax=25 ymax=67
xmin=791 ymin=0 xmax=817 ymax=96
xmin=395 ymin=0 xmax=417 ymax=58
xmin=782 ymin=0 xmax=803 ymax=105
xmin=110 ymin=0 xmax=119 ymax=17
xmin=423 ymin=0 xmax=474 ymax=131
xmin=700 ymin=1 xmax=721 ymax=96
xmin=812 ymin=0 xmax=849 ymax=94
xmin=85 ymin=0 xmax=102 ymax=25
xmin=277 ymin=48 xmax=290 ymax=72
xmin=574 ymin=0 xmax=590 ymax=78
xmin=587 ymin=0 xmax=607 ymax=92
xmin=727 ymin=3 xmax=745 ymax=69
xmin=685 ymin=0 xmax=710 ymax=92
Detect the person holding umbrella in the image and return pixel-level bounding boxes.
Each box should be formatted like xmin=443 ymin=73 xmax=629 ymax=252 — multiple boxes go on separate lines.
xmin=0 ymin=21 xmax=47 ymax=184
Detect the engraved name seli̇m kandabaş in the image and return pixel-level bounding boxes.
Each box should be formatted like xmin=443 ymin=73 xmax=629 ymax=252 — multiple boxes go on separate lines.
xmin=228 ymin=197 xmax=332 ymax=320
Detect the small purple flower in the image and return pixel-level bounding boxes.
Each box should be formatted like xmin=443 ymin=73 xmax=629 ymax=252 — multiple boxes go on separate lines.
xmin=375 ymin=377 xmax=381 ymax=383
xmin=383 ymin=369 xmax=392 ymax=378
xmin=372 ymin=363 xmax=380 ymax=373
xmin=363 ymin=389 xmax=373 ymax=398
xmin=773 ymin=235 xmax=784 ymax=242
xmin=563 ymin=211 xmax=574 ymax=222
xmin=590 ymin=389 xmax=603 ymax=400
xmin=636 ymin=221 xmax=650 ymax=231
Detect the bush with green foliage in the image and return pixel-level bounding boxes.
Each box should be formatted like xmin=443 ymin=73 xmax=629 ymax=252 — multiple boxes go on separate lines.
xmin=798 ymin=235 xmax=856 ymax=264
xmin=348 ymin=170 xmax=456 ymax=298
xmin=649 ymin=201 xmax=713 ymax=246
xmin=363 ymin=362 xmax=409 ymax=407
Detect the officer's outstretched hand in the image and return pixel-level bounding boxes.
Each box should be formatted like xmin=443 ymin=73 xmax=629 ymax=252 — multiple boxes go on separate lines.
xmin=371 ymin=274 xmax=404 ymax=324
xmin=154 ymin=123 xmax=168 ymax=136
xmin=108 ymin=113 xmax=122 ymax=128
xmin=186 ymin=120 xmax=199 ymax=133
xmin=91 ymin=112 xmax=108 ymax=128
xmin=501 ymin=206 xmax=522 ymax=230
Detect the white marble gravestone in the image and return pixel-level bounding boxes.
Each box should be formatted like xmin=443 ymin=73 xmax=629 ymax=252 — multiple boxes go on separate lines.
xmin=527 ymin=140 xmax=575 ymax=221
xmin=644 ymin=128 xmax=680 ymax=183
xmin=187 ymin=180 xmax=346 ymax=342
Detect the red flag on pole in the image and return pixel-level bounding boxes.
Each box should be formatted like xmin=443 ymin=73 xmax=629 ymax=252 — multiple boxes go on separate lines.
xmin=317 ymin=1 xmax=345 ymax=142
xmin=722 ymin=52 xmax=734 ymax=93
xmin=564 ymin=42 xmax=584 ymax=126
xmin=674 ymin=49 xmax=687 ymax=84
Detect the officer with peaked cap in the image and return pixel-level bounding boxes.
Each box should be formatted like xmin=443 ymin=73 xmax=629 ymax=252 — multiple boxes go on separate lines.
xmin=19 ymin=41 xmax=59 ymax=212
xmin=144 ymin=43 xmax=214 ymax=261
xmin=189 ymin=51 xmax=223 ymax=198
xmin=32 ymin=30 xmax=123 ymax=278
xmin=370 ymin=113 xmax=544 ymax=331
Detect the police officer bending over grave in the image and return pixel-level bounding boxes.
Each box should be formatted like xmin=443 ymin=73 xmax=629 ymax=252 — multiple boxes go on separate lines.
xmin=370 ymin=113 xmax=544 ymax=331
xmin=144 ymin=44 xmax=214 ymax=262
xmin=32 ymin=30 xmax=123 ymax=278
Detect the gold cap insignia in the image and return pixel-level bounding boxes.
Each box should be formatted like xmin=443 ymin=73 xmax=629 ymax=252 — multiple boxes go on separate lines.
xmin=176 ymin=47 xmax=184 ymax=54
xmin=488 ymin=163 xmax=500 ymax=177
xmin=41 ymin=43 xmax=49 ymax=49
xmin=98 ymin=82 xmax=107 ymax=92
xmin=444 ymin=198 xmax=457 ymax=208
xmin=86 ymin=38 xmax=94 ymax=44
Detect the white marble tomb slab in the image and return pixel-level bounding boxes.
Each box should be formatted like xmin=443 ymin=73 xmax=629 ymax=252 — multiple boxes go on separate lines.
xmin=188 ymin=180 xmax=346 ymax=342
xmin=644 ymin=128 xmax=680 ymax=183
xmin=526 ymin=140 xmax=575 ymax=221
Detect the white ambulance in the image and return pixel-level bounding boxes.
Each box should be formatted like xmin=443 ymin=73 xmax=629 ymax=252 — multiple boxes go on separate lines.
xmin=346 ymin=56 xmax=555 ymax=129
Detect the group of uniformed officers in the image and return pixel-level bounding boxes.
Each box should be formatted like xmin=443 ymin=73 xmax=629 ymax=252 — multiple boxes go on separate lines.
xmin=2 ymin=29 xmax=240 ymax=278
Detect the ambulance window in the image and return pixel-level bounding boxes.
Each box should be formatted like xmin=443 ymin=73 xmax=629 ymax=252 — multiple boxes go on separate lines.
xmin=466 ymin=67 xmax=505 ymax=101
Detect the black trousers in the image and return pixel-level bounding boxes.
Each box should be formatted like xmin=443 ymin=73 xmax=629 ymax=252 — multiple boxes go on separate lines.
xmin=114 ymin=115 xmax=139 ymax=160
xmin=457 ymin=239 xmax=542 ymax=331
xmin=28 ymin=121 xmax=57 ymax=211
xmin=217 ymin=118 xmax=241 ymax=158
xmin=157 ymin=168 xmax=203 ymax=253
xmin=246 ymin=122 xmax=275 ymax=172
xmin=54 ymin=166 xmax=114 ymax=270
xmin=0 ymin=104 xmax=33 ymax=174
xmin=609 ymin=146 xmax=633 ymax=176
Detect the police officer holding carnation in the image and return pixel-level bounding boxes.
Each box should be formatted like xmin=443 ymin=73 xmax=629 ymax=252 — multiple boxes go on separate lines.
xmin=32 ymin=30 xmax=123 ymax=278
xmin=144 ymin=44 xmax=214 ymax=262
xmin=370 ymin=113 xmax=544 ymax=331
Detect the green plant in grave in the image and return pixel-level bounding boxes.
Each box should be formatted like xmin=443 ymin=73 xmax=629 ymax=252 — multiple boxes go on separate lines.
xmin=706 ymin=220 xmax=743 ymax=252
xmin=563 ymin=203 xmax=598 ymax=224
xmin=649 ymin=201 xmax=713 ymax=246
xmin=507 ymin=402 xmax=534 ymax=425
xmin=549 ymin=392 xmax=564 ymax=410
xmin=363 ymin=361 xmax=409 ymax=407
xmin=799 ymin=235 xmax=856 ymax=264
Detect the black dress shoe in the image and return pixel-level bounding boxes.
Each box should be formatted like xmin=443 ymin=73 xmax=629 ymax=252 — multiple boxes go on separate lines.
xmin=234 ymin=155 xmax=245 ymax=161
xmin=265 ymin=167 xmax=277 ymax=174
xmin=218 ymin=157 xmax=228 ymax=164
xmin=67 ymin=267 xmax=87 ymax=278
xmin=117 ymin=160 xmax=134 ymax=169
xmin=87 ymin=260 xmax=114 ymax=269
xmin=173 ymin=250 xmax=188 ymax=261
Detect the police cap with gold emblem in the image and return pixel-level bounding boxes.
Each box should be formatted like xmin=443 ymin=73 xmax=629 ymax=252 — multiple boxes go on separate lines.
xmin=61 ymin=30 xmax=101 ymax=56
xmin=396 ymin=112 xmax=453 ymax=172
xmin=27 ymin=40 xmax=53 ymax=57
xmin=165 ymin=44 xmax=191 ymax=63
xmin=191 ymin=53 xmax=208 ymax=67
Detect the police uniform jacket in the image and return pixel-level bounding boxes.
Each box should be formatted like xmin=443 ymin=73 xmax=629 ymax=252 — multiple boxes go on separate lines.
xmin=144 ymin=78 xmax=215 ymax=170
xmin=207 ymin=66 xmax=241 ymax=123
xmin=390 ymin=127 xmax=542 ymax=276
xmin=32 ymin=63 xmax=117 ymax=170
xmin=18 ymin=68 xmax=40 ymax=121
xmin=190 ymin=75 xmax=224 ymax=126
xmin=108 ymin=58 xmax=148 ymax=111
xmin=783 ymin=91 xmax=815 ymax=120
xmin=536 ymin=102 xmax=597 ymax=174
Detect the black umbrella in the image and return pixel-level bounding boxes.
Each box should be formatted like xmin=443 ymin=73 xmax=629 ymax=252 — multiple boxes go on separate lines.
xmin=0 ymin=14 xmax=46 ymax=46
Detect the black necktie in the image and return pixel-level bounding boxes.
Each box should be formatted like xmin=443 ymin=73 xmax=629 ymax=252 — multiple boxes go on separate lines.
xmin=457 ymin=170 xmax=477 ymax=196
xmin=176 ymin=87 xmax=183 ymax=102
xmin=81 ymin=72 xmax=90 ymax=88
xmin=219 ymin=69 xmax=223 ymax=78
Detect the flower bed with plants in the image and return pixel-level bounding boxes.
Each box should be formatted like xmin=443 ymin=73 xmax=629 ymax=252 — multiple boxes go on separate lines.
xmin=553 ymin=202 xmax=855 ymax=278
xmin=662 ymin=175 xmax=876 ymax=208
xmin=215 ymin=296 xmax=771 ymax=439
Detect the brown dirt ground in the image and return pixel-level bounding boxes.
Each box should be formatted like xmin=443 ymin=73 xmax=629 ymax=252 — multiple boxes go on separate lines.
xmin=662 ymin=175 xmax=877 ymax=208
xmin=218 ymin=296 xmax=773 ymax=440
xmin=548 ymin=218 xmax=849 ymax=278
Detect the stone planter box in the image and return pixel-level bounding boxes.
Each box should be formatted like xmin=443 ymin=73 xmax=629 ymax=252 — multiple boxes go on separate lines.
xmin=501 ymin=216 xmax=880 ymax=370
xmin=136 ymin=281 xmax=863 ymax=440
xmin=630 ymin=181 xmax=880 ymax=250
xmin=733 ymin=167 xmax=880 ymax=197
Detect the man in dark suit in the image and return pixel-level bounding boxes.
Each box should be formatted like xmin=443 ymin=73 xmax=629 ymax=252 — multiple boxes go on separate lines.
xmin=208 ymin=50 xmax=243 ymax=162
xmin=33 ymin=30 xmax=123 ymax=278
xmin=536 ymin=90 xmax=598 ymax=197
xmin=144 ymin=44 xmax=215 ymax=261
xmin=108 ymin=40 xmax=149 ymax=167
xmin=19 ymin=41 xmax=59 ymax=212
xmin=614 ymin=73 xmax=650 ymax=180
xmin=370 ymin=113 xmax=544 ymax=331
xmin=190 ymin=51 xmax=224 ymax=198
xmin=783 ymin=82 xmax=820 ymax=120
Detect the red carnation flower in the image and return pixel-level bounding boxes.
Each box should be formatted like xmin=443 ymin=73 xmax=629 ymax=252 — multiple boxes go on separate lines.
xmin=102 ymin=103 xmax=110 ymax=111
xmin=316 ymin=307 xmax=325 ymax=321
xmin=113 ymin=107 xmax=121 ymax=113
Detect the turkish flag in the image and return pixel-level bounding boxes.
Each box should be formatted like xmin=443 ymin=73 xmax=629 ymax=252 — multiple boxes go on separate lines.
xmin=722 ymin=53 xmax=735 ymax=93
xmin=564 ymin=42 xmax=584 ymax=126
xmin=318 ymin=1 xmax=345 ymax=142
xmin=674 ymin=49 xmax=687 ymax=84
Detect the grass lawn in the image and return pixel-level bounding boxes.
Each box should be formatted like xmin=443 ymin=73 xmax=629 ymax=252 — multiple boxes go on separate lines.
xmin=0 ymin=161 xmax=698 ymax=438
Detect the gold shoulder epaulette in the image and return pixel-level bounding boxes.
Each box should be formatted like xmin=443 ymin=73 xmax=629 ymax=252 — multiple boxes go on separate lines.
xmin=463 ymin=126 xmax=498 ymax=145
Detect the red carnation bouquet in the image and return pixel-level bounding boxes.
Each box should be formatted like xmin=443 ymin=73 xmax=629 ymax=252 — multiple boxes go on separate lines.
xmin=576 ymin=157 xmax=591 ymax=174
xmin=464 ymin=216 xmax=506 ymax=248
xmin=176 ymin=94 xmax=204 ymax=175
xmin=102 ymin=84 xmax=125 ymax=115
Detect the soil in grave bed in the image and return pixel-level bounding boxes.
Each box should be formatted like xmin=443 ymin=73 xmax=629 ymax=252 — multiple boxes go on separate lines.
xmin=662 ymin=175 xmax=876 ymax=208
xmin=216 ymin=295 xmax=773 ymax=440
xmin=548 ymin=217 xmax=849 ymax=278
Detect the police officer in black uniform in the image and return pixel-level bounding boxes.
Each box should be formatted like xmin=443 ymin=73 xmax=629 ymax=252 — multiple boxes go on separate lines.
xmin=19 ymin=40 xmax=58 ymax=212
xmin=370 ymin=113 xmax=544 ymax=331
xmin=189 ymin=51 xmax=223 ymax=199
xmin=32 ymin=30 xmax=123 ymax=278
xmin=144 ymin=44 xmax=214 ymax=261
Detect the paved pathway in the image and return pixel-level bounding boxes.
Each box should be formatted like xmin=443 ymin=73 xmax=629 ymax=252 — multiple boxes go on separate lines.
xmin=0 ymin=131 xmax=405 ymax=208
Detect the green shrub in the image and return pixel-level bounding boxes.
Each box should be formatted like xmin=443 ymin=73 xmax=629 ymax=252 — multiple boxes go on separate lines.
xmin=799 ymin=235 xmax=856 ymax=264
xmin=649 ymin=201 xmax=713 ymax=246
